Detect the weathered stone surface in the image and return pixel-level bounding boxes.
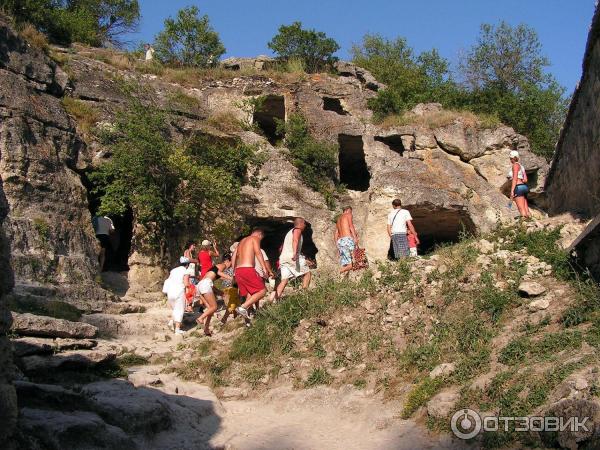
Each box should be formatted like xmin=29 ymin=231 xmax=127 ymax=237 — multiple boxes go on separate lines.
xmin=0 ymin=14 xmax=112 ymax=311
xmin=429 ymin=363 xmax=456 ymax=379
xmin=81 ymin=380 xmax=172 ymax=434
xmin=19 ymin=408 xmax=137 ymax=449
xmin=541 ymin=398 xmax=600 ymax=449
xmin=15 ymin=381 xmax=91 ymax=411
xmin=11 ymin=312 xmax=98 ymax=338
xmin=528 ymin=297 xmax=550 ymax=311
xmin=54 ymin=338 xmax=97 ymax=351
xmin=20 ymin=349 xmax=116 ymax=373
xmin=11 ymin=337 xmax=54 ymax=357
xmin=334 ymin=60 xmax=385 ymax=91
xmin=221 ymin=55 xmax=275 ymax=71
xmin=426 ymin=390 xmax=459 ymax=419
xmin=518 ymin=281 xmax=547 ymax=297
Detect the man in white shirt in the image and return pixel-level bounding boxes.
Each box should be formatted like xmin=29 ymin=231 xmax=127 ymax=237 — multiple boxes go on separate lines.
xmin=387 ymin=199 xmax=418 ymax=259
xmin=92 ymin=215 xmax=115 ymax=271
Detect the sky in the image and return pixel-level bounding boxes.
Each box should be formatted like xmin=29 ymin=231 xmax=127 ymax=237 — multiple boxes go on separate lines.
xmin=127 ymin=0 xmax=597 ymax=93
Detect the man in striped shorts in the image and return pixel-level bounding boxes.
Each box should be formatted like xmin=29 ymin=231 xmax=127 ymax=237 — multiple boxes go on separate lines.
xmin=387 ymin=199 xmax=418 ymax=259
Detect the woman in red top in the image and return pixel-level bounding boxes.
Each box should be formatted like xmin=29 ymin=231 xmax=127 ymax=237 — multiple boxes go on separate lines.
xmin=198 ymin=239 xmax=219 ymax=278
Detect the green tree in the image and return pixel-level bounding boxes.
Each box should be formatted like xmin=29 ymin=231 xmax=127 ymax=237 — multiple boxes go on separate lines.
xmin=351 ymin=34 xmax=462 ymax=117
xmin=90 ymin=90 xmax=259 ymax=255
xmin=154 ymin=6 xmax=225 ymax=67
xmin=0 ymin=0 xmax=139 ymax=46
xmin=459 ymin=22 xmax=569 ymax=158
xmin=268 ymin=21 xmax=340 ymax=73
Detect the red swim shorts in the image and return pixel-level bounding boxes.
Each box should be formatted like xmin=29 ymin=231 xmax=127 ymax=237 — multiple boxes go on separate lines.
xmin=234 ymin=267 xmax=265 ymax=297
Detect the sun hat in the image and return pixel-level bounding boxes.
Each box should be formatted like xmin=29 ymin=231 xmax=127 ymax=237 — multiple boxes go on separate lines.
xmin=509 ymin=150 xmax=519 ymax=159
xmin=179 ymin=256 xmax=190 ymax=264
xmin=201 ymin=239 xmax=211 ymax=246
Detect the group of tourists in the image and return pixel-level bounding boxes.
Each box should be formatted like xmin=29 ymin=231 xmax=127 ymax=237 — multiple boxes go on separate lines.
xmin=161 ymin=150 xmax=531 ymax=335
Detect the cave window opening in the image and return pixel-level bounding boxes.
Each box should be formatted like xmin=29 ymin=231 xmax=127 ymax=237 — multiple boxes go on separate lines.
xmin=252 ymin=95 xmax=285 ymax=144
xmin=338 ymin=134 xmax=370 ymax=191
xmin=323 ymin=97 xmax=348 ymax=115
xmin=402 ymin=206 xmax=477 ymax=256
xmin=244 ymin=217 xmax=319 ymax=267
xmin=80 ymin=170 xmax=133 ymax=272
xmin=375 ymin=135 xmax=405 ymax=156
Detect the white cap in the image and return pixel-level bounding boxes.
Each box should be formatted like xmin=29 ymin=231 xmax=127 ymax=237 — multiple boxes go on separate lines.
xmin=201 ymin=239 xmax=211 ymax=246
xmin=179 ymin=256 xmax=190 ymax=264
xmin=509 ymin=150 xmax=519 ymax=159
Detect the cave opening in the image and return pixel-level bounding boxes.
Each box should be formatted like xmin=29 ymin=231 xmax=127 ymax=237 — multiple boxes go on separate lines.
xmin=406 ymin=205 xmax=476 ymax=255
xmin=253 ymin=95 xmax=285 ymax=144
xmin=338 ymin=134 xmax=370 ymax=191
xmin=80 ymin=170 xmax=133 ymax=272
xmin=375 ymin=135 xmax=405 ymax=156
xmin=323 ymin=97 xmax=348 ymax=115
xmin=244 ymin=217 xmax=319 ymax=267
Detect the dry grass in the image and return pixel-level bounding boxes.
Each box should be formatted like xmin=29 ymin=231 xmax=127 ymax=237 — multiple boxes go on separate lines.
xmin=19 ymin=24 xmax=49 ymax=53
xmin=61 ymin=97 xmax=100 ymax=137
xmin=378 ymin=109 xmax=501 ymax=130
xmin=206 ymin=110 xmax=244 ymax=133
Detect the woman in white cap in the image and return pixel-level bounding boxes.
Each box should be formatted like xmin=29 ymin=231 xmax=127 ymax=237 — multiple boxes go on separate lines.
xmin=198 ymin=239 xmax=219 ymax=278
xmin=162 ymin=256 xmax=192 ymax=334
xmin=508 ymin=150 xmax=530 ymax=218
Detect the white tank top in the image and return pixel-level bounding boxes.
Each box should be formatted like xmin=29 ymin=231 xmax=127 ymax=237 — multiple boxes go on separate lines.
xmin=507 ymin=163 xmax=526 ymax=181
xmin=279 ymin=228 xmax=303 ymax=265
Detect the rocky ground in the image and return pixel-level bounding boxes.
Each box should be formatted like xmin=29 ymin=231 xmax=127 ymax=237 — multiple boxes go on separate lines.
xmin=8 ymin=214 xmax=600 ymax=449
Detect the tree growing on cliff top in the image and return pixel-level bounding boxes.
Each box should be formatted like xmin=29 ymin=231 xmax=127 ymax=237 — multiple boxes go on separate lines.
xmin=154 ymin=6 xmax=225 ymax=68
xmin=0 ymin=0 xmax=140 ymax=46
xmin=268 ymin=21 xmax=340 ymax=73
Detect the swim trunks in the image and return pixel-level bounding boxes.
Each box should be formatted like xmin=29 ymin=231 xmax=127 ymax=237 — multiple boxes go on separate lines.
xmin=337 ymin=237 xmax=356 ymax=266
xmin=234 ymin=267 xmax=265 ymax=297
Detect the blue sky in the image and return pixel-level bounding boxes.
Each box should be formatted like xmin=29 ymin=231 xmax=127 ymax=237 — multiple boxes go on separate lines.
xmin=128 ymin=0 xmax=596 ymax=92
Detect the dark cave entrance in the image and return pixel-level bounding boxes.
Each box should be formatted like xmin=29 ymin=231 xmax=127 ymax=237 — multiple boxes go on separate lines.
xmin=253 ymin=95 xmax=285 ymax=144
xmin=375 ymin=135 xmax=406 ymax=156
xmin=245 ymin=217 xmax=319 ymax=267
xmin=338 ymin=134 xmax=370 ymax=191
xmin=407 ymin=205 xmax=476 ymax=255
xmin=80 ymin=170 xmax=133 ymax=272
xmin=323 ymin=97 xmax=348 ymax=115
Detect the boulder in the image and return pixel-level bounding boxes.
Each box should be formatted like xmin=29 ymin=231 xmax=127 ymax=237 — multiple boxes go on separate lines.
xmin=54 ymin=338 xmax=97 ymax=351
xmin=334 ymin=60 xmax=384 ymax=91
xmin=19 ymin=408 xmax=137 ymax=450
xmin=20 ymin=349 xmax=116 ymax=373
xmin=221 ymin=55 xmax=275 ymax=71
xmin=518 ymin=281 xmax=547 ymax=297
xmin=11 ymin=313 xmax=98 ymax=339
xmin=15 ymin=381 xmax=91 ymax=411
xmin=426 ymin=389 xmax=459 ymax=419
xmin=540 ymin=398 xmax=600 ymax=449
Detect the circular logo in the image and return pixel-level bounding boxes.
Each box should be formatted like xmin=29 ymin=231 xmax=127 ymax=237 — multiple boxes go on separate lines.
xmin=451 ymin=408 xmax=482 ymax=440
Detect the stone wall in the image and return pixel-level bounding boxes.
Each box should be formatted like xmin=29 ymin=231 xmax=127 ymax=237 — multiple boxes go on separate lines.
xmin=545 ymin=5 xmax=600 ymax=218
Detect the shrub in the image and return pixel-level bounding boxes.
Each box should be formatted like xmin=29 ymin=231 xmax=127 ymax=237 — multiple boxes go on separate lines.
xmin=154 ymin=6 xmax=225 ymax=68
xmin=268 ymin=21 xmax=339 ymax=73
xmin=18 ymin=23 xmax=49 ymax=51
xmin=277 ymin=113 xmax=339 ymax=207
xmin=305 ymin=367 xmax=333 ymax=387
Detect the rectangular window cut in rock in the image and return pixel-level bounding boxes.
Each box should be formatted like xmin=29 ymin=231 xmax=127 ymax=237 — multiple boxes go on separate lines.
xmin=338 ymin=134 xmax=370 ymax=191
xmin=322 ymin=97 xmax=348 ymax=115
xmin=252 ymin=95 xmax=285 ymax=144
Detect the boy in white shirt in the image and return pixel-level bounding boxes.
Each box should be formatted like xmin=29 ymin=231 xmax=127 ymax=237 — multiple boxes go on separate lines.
xmin=387 ymin=199 xmax=418 ymax=259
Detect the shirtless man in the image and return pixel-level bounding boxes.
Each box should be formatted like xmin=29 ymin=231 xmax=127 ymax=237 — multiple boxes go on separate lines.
xmin=232 ymin=228 xmax=274 ymax=319
xmin=334 ymin=206 xmax=358 ymax=274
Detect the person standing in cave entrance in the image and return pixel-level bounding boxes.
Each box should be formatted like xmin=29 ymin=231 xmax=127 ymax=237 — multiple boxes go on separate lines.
xmin=335 ymin=206 xmax=359 ymax=275
xmin=92 ymin=215 xmax=115 ymax=271
xmin=270 ymin=217 xmax=311 ymax=301
xmin=507 ymin=150 xmax=531 ymax=219
xmin=232 ymin=228 xmax=274 ymax=320
xmin=198 ymin=239 xmax=219 ymax=278
xmin=387 ymin=199 xmax=418 ymax=259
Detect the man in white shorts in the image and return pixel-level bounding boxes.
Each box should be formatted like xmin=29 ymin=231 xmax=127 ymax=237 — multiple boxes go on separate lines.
xmin=270 ymin=217 xmax=311 ymax=301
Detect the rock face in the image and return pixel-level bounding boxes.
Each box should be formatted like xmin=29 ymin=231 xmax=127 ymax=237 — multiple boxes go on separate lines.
xmin=11 ymin=312 xmax=98 ymax=339
xmin=0 ymin=14 xmax=112 ymax=312
xmin=545 ymin=5 xmax=600 ymax=280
